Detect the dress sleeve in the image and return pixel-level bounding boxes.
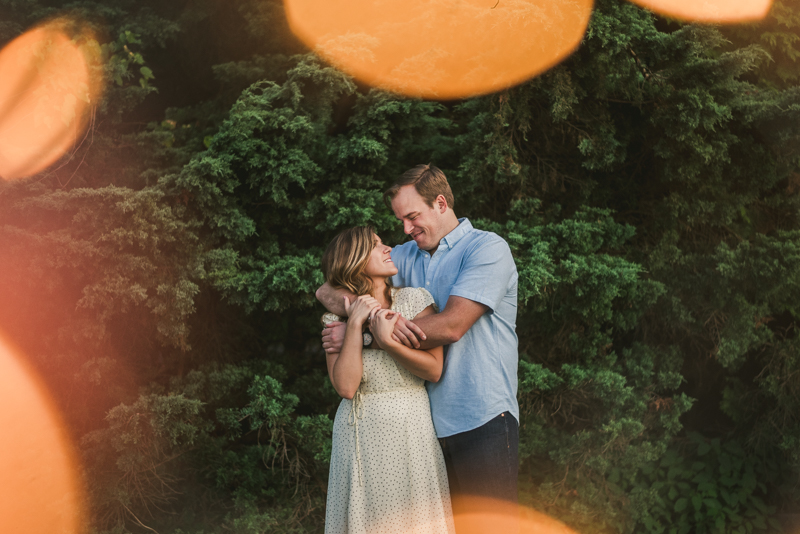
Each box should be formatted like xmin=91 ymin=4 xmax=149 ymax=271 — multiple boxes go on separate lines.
xmin=321 ymin=312 xmax=343 ymax=325
xmin=395 ymin=287 xmax=437 ymax=320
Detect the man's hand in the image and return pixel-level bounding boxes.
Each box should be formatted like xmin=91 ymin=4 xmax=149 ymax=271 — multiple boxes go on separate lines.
xmin=388 ymin=315 xmax=427 ymax=349
xmin=321 ymin=295 xmax=380 ymax=354
xmin=321 ymin=321 xmax=347 ymax=354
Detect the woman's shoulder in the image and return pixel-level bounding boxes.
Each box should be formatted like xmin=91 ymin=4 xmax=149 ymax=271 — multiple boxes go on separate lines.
xmin=321 ymin=312 xmax=342 ymax=325
xmin=393 ymin=286 xmax=429 ymax=299
xmin=393 ymin=287 xmax=437 ymax=313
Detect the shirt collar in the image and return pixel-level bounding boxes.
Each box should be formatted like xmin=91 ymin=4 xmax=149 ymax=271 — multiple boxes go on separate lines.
xmin=439 ymin=218 xmax=472 ymax=250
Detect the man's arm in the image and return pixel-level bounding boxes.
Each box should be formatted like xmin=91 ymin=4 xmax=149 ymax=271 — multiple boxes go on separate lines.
xmin=319 ymin=277 xmax=427 ymax=352
xmin=318 ymin=283 xmax=353 ymax=353
xmin=393 ymin=236 xmax=515 ymax=350
xmin=316 ymin=282 xmax=355 ymax=317
xmin=401 ymin=295 xmax=488 ymax=350
xmin=370 ymin=306 xmax=444 ymax=382
xmin=322 ymin=294 xmax=430 ymax=353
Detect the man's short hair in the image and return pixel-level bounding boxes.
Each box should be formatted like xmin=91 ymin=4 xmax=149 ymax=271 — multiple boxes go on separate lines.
xmin=384 ymin=164 xmax=455 ymax=210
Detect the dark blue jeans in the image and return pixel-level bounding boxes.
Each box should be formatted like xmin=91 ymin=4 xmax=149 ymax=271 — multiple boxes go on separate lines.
xmin=439 ymin=412 xmax=519 ymax=532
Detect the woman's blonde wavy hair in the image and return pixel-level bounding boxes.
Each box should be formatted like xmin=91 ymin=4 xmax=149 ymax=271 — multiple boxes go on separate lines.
xmin=322 ymin=226 xmax=393 ymax=304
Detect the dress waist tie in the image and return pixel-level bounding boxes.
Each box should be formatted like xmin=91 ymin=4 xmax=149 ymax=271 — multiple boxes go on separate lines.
xmin=347 ymin=388 xmax=364 ymax=487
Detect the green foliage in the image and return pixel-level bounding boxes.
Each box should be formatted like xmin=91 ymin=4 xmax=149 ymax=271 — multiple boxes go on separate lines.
xmin=726 ymin=0 xmax=800 ymax=86
xmin=102 ymin=30 xmax=157 ymax=101
xmin=163 ymin=55 xmax=450 ymax=312
xmin=627 ymin=433 xmax=782 ymax=534
xmin=83 ymin=361 xmax=331 ymax=533
xmin=494 ymin=207 xmax=690 ymax=533
xmin=82 ymin=392 xmax=209 ymax=528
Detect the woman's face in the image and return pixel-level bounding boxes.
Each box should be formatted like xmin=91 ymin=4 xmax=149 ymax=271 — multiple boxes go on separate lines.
xmin=363 ymin=233 xmax=397 ymax=279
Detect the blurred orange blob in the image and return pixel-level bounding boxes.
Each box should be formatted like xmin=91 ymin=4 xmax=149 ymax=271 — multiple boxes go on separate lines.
xmin=628 ymin=0 xmax=772 ymax=23
xmin=0 ymin=333 xmax=85 ymax=534
xmin=0 ymin=19 xmax=102 ymax=181
xmin=284 ymin=0 xmax=594 ymax=100
xmin=452 ymin=495 xmax=578 ymax=534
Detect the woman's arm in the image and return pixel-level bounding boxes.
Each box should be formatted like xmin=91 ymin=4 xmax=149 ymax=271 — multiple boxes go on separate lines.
xmin=326 ymin=322 xmax=365 ymax=399
xmin=325 ymin=295 xmax=381 ymax=399
xmin=370 ymin=306 xmax=444 ymax=382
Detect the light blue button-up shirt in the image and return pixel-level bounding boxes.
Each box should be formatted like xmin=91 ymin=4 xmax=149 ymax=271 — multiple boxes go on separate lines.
xmin=391 ymin=218 xmax=519 ymax=438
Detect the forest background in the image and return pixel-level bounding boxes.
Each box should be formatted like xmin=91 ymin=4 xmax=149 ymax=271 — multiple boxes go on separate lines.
xmin=3 ymin=0 xmax=800 ymax=533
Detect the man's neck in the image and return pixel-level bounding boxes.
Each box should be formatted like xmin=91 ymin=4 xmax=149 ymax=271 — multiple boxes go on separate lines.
xmin=425 ymin=216 xmax=460 ymax=254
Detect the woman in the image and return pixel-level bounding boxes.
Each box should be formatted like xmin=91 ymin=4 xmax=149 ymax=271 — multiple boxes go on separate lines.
xmin=321 ymin=226 xmax=454 ymax=534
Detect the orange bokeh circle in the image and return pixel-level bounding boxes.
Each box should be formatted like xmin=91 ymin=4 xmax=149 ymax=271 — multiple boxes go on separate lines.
xmin=285 ymin=0 xmax=594 ymax=100
xmin=0 ymin=333 xmax=85 ymax=534
xmin=452 ymin=495 xmax=578 ymax=534
xmin=629 ymin=0 xmax=772 ymax=23
xmin=0 ymin=19 xmax=102 ymax=181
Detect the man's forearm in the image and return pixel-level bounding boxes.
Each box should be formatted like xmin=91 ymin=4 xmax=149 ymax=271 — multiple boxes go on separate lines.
xmin=316 ymin=282 xmax=353 ymax=316
xmin=410 ymin=313 xmax=458 ymax=350
xmin=407 ymin=295 xmax=489 ymax=350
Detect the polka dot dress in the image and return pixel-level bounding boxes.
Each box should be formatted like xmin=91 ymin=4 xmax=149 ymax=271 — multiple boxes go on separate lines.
xmin=324 ymin=287 xmax=455 ymax=534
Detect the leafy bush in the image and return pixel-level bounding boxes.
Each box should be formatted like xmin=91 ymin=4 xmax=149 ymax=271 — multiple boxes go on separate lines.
xmin=627 ymin=434 xmax=782 ymax=534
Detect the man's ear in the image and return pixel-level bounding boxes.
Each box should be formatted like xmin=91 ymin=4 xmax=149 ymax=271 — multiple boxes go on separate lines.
xmin=436 ymin=194 xmax=448 ymax=212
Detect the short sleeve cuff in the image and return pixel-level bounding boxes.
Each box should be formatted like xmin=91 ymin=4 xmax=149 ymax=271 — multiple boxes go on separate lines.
xmin=448 ymin=289 xmax=497 ymax=312
xmin=416 ymin=287 xmax=438 ymax=313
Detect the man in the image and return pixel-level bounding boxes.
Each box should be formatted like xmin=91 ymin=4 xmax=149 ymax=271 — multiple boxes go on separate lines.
xmin=317 ymin=164 xmax=519 ymax=528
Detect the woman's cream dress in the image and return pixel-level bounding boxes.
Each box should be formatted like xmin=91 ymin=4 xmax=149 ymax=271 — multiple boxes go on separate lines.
xmin=324 ymin=287 xmax=455 ymax=534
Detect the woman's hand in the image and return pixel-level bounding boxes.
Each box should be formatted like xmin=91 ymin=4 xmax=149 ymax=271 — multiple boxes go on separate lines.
xmin=344 ymin=295 xmax=381 ymax=325
xmin=370 ymin=309 xmax=401 ymax=349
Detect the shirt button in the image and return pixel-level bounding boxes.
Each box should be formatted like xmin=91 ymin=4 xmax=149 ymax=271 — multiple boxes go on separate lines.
xmin=426 ymin=282 xmax=430 ymax=285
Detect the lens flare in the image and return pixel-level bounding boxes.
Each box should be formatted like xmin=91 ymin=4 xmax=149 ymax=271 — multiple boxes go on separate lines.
xmin=0 ymin=19 xmax=102 ymax=181
xmin=284 ymin=0 xmax=594 ymax=100
xmin=452 ymin=495 xmax=578 ymax=534
xmin=0 ymin=333 xmax=85 ymax=534
xmin=628 ymin=0 xmax=771 ymax=23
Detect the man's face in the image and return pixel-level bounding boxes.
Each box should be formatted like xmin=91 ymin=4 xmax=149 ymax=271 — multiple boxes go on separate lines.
xmin=390 ymin=185 xmax=445 ymax=252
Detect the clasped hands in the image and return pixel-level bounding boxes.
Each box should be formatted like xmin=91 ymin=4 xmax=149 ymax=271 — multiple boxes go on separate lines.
xmin=321 ymin=295 xmax=427 ymax=354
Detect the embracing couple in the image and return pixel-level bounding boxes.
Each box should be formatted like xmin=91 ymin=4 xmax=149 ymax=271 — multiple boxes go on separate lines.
xmin=317 ymin=164 xmax=519 ymax=534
